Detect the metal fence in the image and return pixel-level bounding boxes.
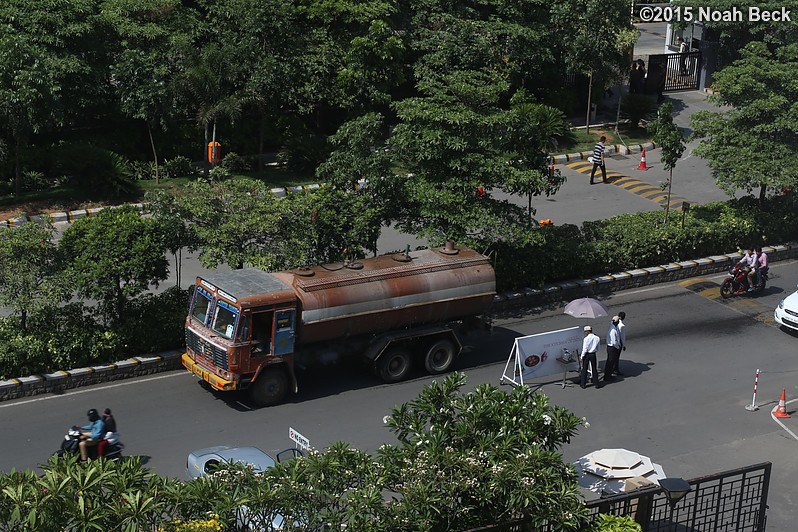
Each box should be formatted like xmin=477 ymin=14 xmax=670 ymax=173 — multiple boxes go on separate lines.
xmin=584 ymin=462 xmax=770 ymax=531
xmin=461 ymin=462 xmax=770 ymax=532
xmin=647 ymin=51 xmax=702 ymax=92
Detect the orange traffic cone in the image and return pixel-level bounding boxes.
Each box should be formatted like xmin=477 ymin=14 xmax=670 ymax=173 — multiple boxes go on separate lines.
xmin=774 ymin=388 xmax=791 ymax=419
xmin=636 ymin=148 xmax=650 ymax=171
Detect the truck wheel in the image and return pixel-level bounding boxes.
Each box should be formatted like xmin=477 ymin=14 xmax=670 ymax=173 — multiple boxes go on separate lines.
xmin=378 ymin=347 xmax=412 ymax=383
xmin=249 ymin=368 xmax=288 ymax=407
xmin=424 ymin=338 xmax=456 ymax=374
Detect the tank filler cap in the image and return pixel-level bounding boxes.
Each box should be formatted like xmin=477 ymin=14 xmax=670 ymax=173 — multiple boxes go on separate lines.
xmin=392 ymin=244 xmax=413 ymax=262
xmin=293 ymin=267 xmax=315 ymax=277
xmin=440 ymin=240 xmax=459 ymax=255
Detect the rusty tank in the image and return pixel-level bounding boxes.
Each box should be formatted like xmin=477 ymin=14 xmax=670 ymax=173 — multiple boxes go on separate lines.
xmin=271 ymin=245 xmax=495 ymax=344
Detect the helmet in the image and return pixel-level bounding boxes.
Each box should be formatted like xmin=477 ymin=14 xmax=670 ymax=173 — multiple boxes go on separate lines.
xmin=87 ymin=408 xmax=99 ymax=420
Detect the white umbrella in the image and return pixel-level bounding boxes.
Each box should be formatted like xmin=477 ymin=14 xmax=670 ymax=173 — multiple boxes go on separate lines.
xmin=574 ymin=448 xmax=667 ymax=496
xmin=563 ymin=297 xmax=610 ymax=319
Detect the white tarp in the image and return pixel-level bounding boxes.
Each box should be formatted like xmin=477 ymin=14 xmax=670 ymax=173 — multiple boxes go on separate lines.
xmin=500 ymin=326 xmax=583 ymax=386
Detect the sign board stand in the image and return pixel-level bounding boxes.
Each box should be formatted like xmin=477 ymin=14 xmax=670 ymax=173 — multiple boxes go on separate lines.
xmin=500 ymin=327 xmax=583 ymax=388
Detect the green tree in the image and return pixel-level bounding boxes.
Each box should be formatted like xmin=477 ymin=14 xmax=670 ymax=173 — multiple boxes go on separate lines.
xmin=502 ymin=101 xmax=570 ymax=220
xmin=0 ymin=222 xmax=67 ymax=332
xmin=551 ymin=0 xmax=638 ymax=132
xmin=648 ymin=102 xmax=686 ymax=223
xmin=102 ymin=0 xmax=194 ymax=183
xmin=380 ymin=373 xmax=587 ymax=530
xmin=59 ymin=207 xmax=169 ymax=324
xmin=146 ymin=190 xmax=199 ymax=287
xmin=169 ymin=178 xmax=286 ymax=270
xmin=0 ymin=0 xmax=104 ymax=195
xmin=691 ymin=42 xmax=798 ymax=205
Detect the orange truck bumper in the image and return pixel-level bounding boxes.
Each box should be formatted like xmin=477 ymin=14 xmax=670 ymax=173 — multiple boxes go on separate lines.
xmin=181 ymin=354 xmax=237 ymax=391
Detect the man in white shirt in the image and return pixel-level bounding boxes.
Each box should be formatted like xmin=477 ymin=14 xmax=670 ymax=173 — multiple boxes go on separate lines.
xmin=580 ymin=326 xmax=602 ymax=389
xmin=614 ymin=311 xmax=627 ymax=376
xmin=604 ymin=316 xmax=622 ymax=382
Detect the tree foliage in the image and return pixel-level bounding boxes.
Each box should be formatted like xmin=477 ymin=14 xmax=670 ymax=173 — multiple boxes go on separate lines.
xmin=59 ymin=207 xmax=169 ymax=324
xmin=0 ymin=222 xmax=67 ymax=331
xmin=691 ymin=42 xmax=798 ymax=203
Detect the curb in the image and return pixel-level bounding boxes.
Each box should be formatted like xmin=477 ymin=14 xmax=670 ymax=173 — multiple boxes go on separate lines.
xmin=550 ymin=142 xmax=657 ymax=165
xmin=0 ymin=351 xmax=183 ymax=402
xmin=1 ymin=243 xmax=795 ymax=403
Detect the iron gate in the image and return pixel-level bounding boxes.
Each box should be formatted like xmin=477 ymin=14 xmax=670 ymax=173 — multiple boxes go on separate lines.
xmin=647 ymin=51 xmax=702 ymax=92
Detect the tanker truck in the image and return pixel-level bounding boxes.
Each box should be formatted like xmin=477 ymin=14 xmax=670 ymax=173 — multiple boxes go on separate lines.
xmin=181 ymin=243 xmax=496 ymax=406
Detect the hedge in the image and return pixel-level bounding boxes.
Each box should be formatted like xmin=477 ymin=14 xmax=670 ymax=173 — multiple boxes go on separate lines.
xmin=494 ymin=195 xmax=798 ymax=291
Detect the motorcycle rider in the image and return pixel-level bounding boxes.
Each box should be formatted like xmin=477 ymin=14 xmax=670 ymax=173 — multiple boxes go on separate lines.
xmin=736 ymin=247 xmax=757 ymax=292
xmin=750 ymin=246 xmax=769 ymax=291
xmin=78 ymin=409 xmax=105 ymax=461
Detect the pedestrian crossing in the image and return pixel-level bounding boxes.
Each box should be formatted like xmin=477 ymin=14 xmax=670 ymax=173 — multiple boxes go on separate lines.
xmin=679 ymin=278 xmax=775 ymax=325
xmin=566 ymin=161 xmax=690 ymax=211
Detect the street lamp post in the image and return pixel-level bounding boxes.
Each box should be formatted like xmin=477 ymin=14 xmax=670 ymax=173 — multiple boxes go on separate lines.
xmin=660 ymin=477 xmax=692 ymax=531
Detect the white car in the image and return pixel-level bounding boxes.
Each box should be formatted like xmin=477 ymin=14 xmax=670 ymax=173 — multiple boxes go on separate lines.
xmin=775 ymin=286 xmax=798 ymax=332
xmin=187 ymin=445 xmax=302 ymax=479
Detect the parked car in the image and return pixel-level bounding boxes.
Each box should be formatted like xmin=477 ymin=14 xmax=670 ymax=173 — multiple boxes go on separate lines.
xmin=187 ymin=445 xmax=302 ymax=479
xmin=187 ymin=445 xmax=305 ymax=530
xmin=775 ymin=286 xmax=798 ymax=333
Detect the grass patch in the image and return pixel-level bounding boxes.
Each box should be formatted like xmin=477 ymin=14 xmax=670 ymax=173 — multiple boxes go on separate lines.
xmin=561 ymin=126 xmax=652 ymax=154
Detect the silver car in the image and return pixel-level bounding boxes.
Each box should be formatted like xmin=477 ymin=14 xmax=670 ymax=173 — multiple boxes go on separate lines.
xmin=187 ymin=445 xmax=302 ymax=479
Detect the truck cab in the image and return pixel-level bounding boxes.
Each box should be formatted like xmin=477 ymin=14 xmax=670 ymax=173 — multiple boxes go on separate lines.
xmin=181 ymin=269 xmax=298 ymax=406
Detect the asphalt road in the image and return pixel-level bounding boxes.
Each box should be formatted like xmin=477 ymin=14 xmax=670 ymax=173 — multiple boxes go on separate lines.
xmin=2 ymin=260 xmax=796 ymax=530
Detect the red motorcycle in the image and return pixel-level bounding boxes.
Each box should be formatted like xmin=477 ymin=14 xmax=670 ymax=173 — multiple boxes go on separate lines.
xmin=720 ymin=264 xmax=768 ymax=299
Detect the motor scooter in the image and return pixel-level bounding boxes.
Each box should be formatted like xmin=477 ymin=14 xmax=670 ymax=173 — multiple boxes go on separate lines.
xmin=55 ymin=426 xmax=124 ymax=461
xmin=720 ymin=264 xmax=768 ymax=299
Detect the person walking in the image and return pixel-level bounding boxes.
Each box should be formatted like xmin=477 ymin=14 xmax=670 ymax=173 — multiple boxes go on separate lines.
xmin=603 ymin=316 xmax=622 ymax=382
xmin=615 ymin=311 xmax=627 ymax=376
xmin=580 ymin=325 xmax=602 ymax=389
xmin=590 ymin=136 xmax=607 ymax=185
xmin=677 ymin=38 xmax=688 ymax=75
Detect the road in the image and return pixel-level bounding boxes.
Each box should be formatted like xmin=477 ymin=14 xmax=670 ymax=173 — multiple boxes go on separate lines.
xmin=1 ymin=260 xmax=796 ymax=530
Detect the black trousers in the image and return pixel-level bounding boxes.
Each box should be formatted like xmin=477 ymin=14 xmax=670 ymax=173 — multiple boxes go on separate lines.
xmin=590 ymin=163 xmax=606 ymax=183
xmin=604 ymin=346 xmax=621 ymax=379
xmin=580 ymin=352 xmax=600 ymax=388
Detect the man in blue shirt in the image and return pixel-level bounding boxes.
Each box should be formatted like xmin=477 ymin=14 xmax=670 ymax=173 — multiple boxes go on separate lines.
xmin=79 ymin=409 xmax=105 ymax=461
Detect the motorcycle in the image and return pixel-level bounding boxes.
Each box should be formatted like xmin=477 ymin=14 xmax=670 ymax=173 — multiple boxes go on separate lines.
xmin=720 ymin=264 xmax=768 ymax=299
xmin=55 ymin=427 xmax=124 ymax=461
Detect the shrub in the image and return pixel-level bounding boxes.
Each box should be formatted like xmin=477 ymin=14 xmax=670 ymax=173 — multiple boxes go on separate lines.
xmin=52 ymin=143 xmax=138 ymax=197
xmin=21 ymin=170 xmax=53 ymax=192
xmin=130 ymin=160 xmax=159 ymax=181
xmin=208 ymin=166 xmax=231 ymax=182
xmin=118 ymin=286 xmax=191 ymax=354
xmin=220 ymin=151 xmax=251 ymax=172
xmin=163 ymin=155 xmax=196 ymax=178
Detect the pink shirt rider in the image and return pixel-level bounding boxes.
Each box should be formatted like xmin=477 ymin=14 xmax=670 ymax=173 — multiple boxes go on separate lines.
xmin=757 ymin=251 xmax=768 ymax=269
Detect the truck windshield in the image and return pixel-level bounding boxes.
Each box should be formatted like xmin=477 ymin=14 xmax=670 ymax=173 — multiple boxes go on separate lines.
xmin=212 ymin=300 xmax=239 ymax=339
xmin=191 ymin=287 xmax=213 ymax=325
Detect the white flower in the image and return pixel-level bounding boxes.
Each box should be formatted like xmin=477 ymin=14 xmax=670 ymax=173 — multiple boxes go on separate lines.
xmin=542 ymin=414 xmax=552 ymax=425
xmin=383 ymin=416 xmax=391 ymax=424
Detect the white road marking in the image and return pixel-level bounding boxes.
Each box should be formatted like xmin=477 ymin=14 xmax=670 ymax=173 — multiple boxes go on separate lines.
xmin=771 ymin=398 xmax=798 ymax=442
xmin=0 ymin=372 xmax=189 ymax=409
